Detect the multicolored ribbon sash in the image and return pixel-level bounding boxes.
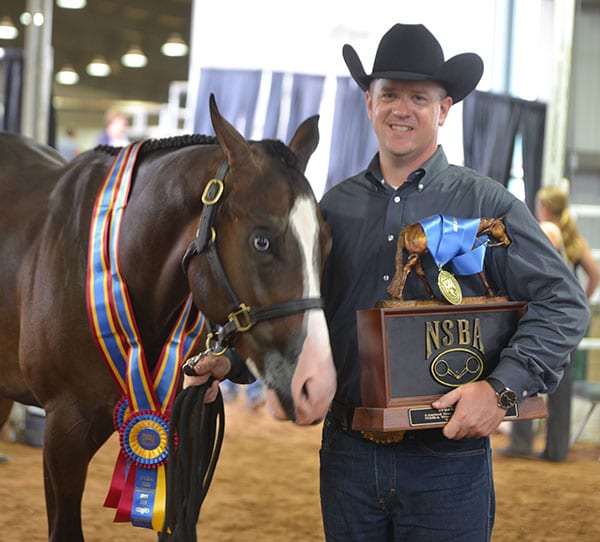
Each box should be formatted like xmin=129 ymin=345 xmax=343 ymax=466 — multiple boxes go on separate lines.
xmin=86 ymin=142 xmax=205 ymax=530
xmin=420 ymin=215 xmax=488 ymax=275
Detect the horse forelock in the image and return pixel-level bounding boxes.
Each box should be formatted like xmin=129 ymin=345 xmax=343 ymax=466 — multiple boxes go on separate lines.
xmin=257 ymin=139 xmax=299 ymax=171
xmin=220 ymin=139 xmax=312 ymax=222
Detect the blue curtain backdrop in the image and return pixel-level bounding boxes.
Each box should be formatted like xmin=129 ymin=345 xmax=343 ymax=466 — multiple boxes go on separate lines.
xmin=325 ymin=76 xmax=377 ymax=191
xmin=262 ymin=71 xmax=284 ymax=139
xmin=0 ymin=47 xmax=56 ymax=145
xmin=285 ymin=74 xmax=325 ymax=143
xmin=192 ymin=68 xmax=262 ymax=138
xmin=192 ymin=70 xmax=326 ymax=146
xmin=0 ymin=48 xmax=24 ymax=133
xmin=462 ymin=90 xmax=546 ymax=212
xmin=190 ymin=69 xmax=379 ymax=195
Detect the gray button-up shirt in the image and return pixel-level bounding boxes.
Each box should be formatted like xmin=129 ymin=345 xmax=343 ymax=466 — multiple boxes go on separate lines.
xmin=320 ymin=146 xmax=590 ymax=408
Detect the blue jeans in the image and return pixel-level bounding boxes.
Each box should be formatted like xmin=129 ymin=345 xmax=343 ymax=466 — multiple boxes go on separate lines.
xmin=319 ymin=413 xmax=495 ymax=541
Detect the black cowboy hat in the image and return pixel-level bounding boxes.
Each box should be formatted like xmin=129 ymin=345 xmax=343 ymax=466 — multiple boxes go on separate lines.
xmin=343 ymin=23 xmax=483 ymax=103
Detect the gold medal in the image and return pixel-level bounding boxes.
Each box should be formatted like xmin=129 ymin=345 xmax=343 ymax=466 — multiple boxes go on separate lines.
xmin=438 ymin=269 xmax=462 ymax=305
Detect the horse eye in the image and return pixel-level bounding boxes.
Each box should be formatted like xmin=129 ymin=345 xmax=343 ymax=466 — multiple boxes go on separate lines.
xmin=253 ymin=235 xmax=271 ymax=253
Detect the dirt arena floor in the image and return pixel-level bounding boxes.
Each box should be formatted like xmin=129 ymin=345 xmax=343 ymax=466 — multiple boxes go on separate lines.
xmin=1 ymin=399 xmax=599 ymax=542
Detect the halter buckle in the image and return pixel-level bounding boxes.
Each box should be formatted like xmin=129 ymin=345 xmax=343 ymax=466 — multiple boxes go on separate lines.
xmin=202 ymin=178 xmax=224 ymax=205
xmin=228 ymin=303 xmax=254 ymax=332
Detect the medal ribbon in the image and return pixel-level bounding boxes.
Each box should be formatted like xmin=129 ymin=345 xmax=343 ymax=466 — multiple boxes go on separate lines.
xmin=86 ymin=143 xmax=205 ymax=530
xmin=419 ymin=215 xmax=488 ymax=275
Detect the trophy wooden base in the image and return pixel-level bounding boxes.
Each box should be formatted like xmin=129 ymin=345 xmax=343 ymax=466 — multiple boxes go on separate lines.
xmin=352 ymin=395 xmax=547 ymax=432
xmin=354 ymin=296 xmax=547 ymax=432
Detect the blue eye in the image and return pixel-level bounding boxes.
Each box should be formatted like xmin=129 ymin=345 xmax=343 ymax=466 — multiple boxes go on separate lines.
xmin=253 ymin=235 xmax=271 ymax=252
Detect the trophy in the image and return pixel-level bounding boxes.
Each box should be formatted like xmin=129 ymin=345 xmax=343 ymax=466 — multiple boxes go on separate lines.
xmin=352 ymin=215 xmax=547 ymax=436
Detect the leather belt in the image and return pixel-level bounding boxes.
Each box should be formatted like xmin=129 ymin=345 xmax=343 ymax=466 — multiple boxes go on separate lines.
xmin=328 ymin=399 xmax=407 ymax=444
xmin=329 ymin=399 xmax=355 ymax=429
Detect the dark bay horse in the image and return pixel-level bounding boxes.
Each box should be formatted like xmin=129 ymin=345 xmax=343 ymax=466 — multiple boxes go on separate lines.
xmin=0 ymin=95 xmax=336 ymax=541
xmin=387 ymin=216 xmax=511 ymax=301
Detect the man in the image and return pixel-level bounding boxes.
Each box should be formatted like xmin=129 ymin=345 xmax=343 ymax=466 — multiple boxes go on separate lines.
xmin=317 ymin=23 xmax=589 ymax=541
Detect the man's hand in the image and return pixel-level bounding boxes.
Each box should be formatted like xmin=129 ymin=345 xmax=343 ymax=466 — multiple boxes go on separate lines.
xmin=431 ymin=380 xmax=507 ymax=439
xmin=183 ymin=353 xmax=232 ymax=403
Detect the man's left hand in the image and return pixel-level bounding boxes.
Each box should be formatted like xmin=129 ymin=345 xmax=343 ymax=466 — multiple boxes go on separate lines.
xmin=183 ymin=353 xmax=232 ymax=403
xmin=431 ymin=380 xmax=507 ymax=439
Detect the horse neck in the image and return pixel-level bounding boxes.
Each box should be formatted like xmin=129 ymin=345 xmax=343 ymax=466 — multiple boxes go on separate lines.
xmin=116 ymin=153 xmax=214 ymax=355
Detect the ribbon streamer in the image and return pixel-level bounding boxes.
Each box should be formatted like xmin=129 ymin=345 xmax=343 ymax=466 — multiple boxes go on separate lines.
xmin=86 ymin=143 xmax=205 ymax=530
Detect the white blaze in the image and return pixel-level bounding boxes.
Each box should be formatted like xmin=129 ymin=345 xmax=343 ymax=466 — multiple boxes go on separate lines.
xmin=289 ymin=195 xmax=321 ymax=299
xmin=272 ymin=194 xmax=336 ymax=425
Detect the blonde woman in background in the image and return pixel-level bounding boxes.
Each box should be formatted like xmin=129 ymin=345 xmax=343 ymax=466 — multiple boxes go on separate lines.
xmin=536 ymin=186 xmax=599 ymax=299
xmin=504 ymin=185 xmax=599 ymax=461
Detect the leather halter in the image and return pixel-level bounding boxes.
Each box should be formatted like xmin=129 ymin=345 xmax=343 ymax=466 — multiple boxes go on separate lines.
xmin=181 ymin=161 xmax=324 ymax=351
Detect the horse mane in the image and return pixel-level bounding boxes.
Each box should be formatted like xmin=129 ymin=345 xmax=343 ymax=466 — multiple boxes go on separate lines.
xmin=94 ymin=134 xmax=218 ymax=157
xmin=94 ymin=134 xmax=298 ymax=170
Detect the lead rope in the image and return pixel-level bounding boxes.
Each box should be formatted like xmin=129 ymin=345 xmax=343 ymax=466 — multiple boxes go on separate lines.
xmin=159 ymin=379 xmax=225 ymax=541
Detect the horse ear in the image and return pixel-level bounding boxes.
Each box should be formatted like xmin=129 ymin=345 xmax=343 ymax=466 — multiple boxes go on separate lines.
xmin=288 ymin=115 xmax=319 ymax=174
xmin=209 ymin=93 xmax=250 ymax=167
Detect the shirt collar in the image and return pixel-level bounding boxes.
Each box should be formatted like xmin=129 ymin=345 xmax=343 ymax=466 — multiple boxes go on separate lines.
xmin=365 ymin=146 xmax=449 ymax=191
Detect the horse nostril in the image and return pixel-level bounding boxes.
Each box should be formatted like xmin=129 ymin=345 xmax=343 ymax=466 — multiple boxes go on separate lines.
xmin=302 ymin=381 xmax=310 ymax=400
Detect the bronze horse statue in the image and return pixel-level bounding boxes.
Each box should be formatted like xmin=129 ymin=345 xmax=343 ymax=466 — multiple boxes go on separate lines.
xmin=0 ymin=95 xmax=336 ymax=541
xmin=387 ymin=216 xmax=511 ymax=301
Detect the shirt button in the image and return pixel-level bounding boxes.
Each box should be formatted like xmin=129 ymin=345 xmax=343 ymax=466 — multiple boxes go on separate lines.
xmin=393 ymin=196 xmax=401 ymax=203
xmin=383 ymin=274 xmax=390 ymax=281
xmin=387 ymin=234 xmax=394 ymax=242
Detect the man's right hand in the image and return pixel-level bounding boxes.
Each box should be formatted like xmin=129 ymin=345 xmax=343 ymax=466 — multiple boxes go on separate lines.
xmin=183 ymin=353 xmax=232 ymax=403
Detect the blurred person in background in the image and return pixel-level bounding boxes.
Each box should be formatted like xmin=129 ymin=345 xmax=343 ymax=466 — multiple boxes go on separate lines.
xmin=503 ymin=185 xmax=599 ymax=461
xmin=57 ymin=127 xmax=81 ymax=161
xmin=535 ymin=185 xmax=599 ymax=300
xmin=220 ymin=379 xmax=266 ymax=410
xmin=96 ymin=108 xmax=130 ymax=147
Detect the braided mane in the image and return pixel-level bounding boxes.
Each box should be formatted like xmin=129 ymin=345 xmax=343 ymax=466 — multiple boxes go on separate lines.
xmin=95 ymin=134 xmax=298 ymax=169
xmin=94 ymin=134 xmax=218 ymax=157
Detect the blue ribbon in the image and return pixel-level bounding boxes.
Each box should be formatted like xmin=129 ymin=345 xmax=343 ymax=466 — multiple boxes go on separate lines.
xmin=419 ymin=215 xmax=488 ymax=276
xmin=130 ymin=468 xmax=160 ymax=529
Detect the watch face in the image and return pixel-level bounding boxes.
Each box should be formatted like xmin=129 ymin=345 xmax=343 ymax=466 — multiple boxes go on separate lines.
xmin=499 ymin=389 xmax=517 ymax=409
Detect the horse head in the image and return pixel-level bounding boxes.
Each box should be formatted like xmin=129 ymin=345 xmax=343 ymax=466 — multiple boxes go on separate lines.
xmin=184 ymin=95 xmax=336 ymax=425
xmin=479 ymin=216 xmax=511 ymax=248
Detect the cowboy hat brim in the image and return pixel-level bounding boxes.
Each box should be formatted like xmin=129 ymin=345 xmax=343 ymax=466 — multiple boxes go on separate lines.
xmin=343 ymin=44 xmax=483 ymax=103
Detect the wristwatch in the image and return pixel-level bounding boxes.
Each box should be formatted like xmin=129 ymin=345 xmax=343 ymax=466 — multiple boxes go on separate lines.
xmin=487 ymin=377 xmax=517 ymax=410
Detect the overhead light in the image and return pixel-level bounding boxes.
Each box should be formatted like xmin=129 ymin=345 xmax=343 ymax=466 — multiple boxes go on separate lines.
xmin=55 ymin=64 xmax=79 ymax=85
xmin=32 ymin=12 xmax=45 ymax=26
xmin=161 ymin=33 xmax=188 ymax=57
xmin=86 ymin=55 xmax=111 ymax=77
xmin=19 ymin=11 xmax=45 ymax=26
xmin=121 ymin=45 xmax=147 ymax=68
xmin=56 ymin=0 xmax=87 ymax=9
xmin=0 ymin=16 xmax=19 ymax=40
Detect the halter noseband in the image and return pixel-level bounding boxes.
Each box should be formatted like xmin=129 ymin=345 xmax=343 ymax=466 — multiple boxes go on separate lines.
xmin=181 ymin=161 xmax=324 ymax=351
